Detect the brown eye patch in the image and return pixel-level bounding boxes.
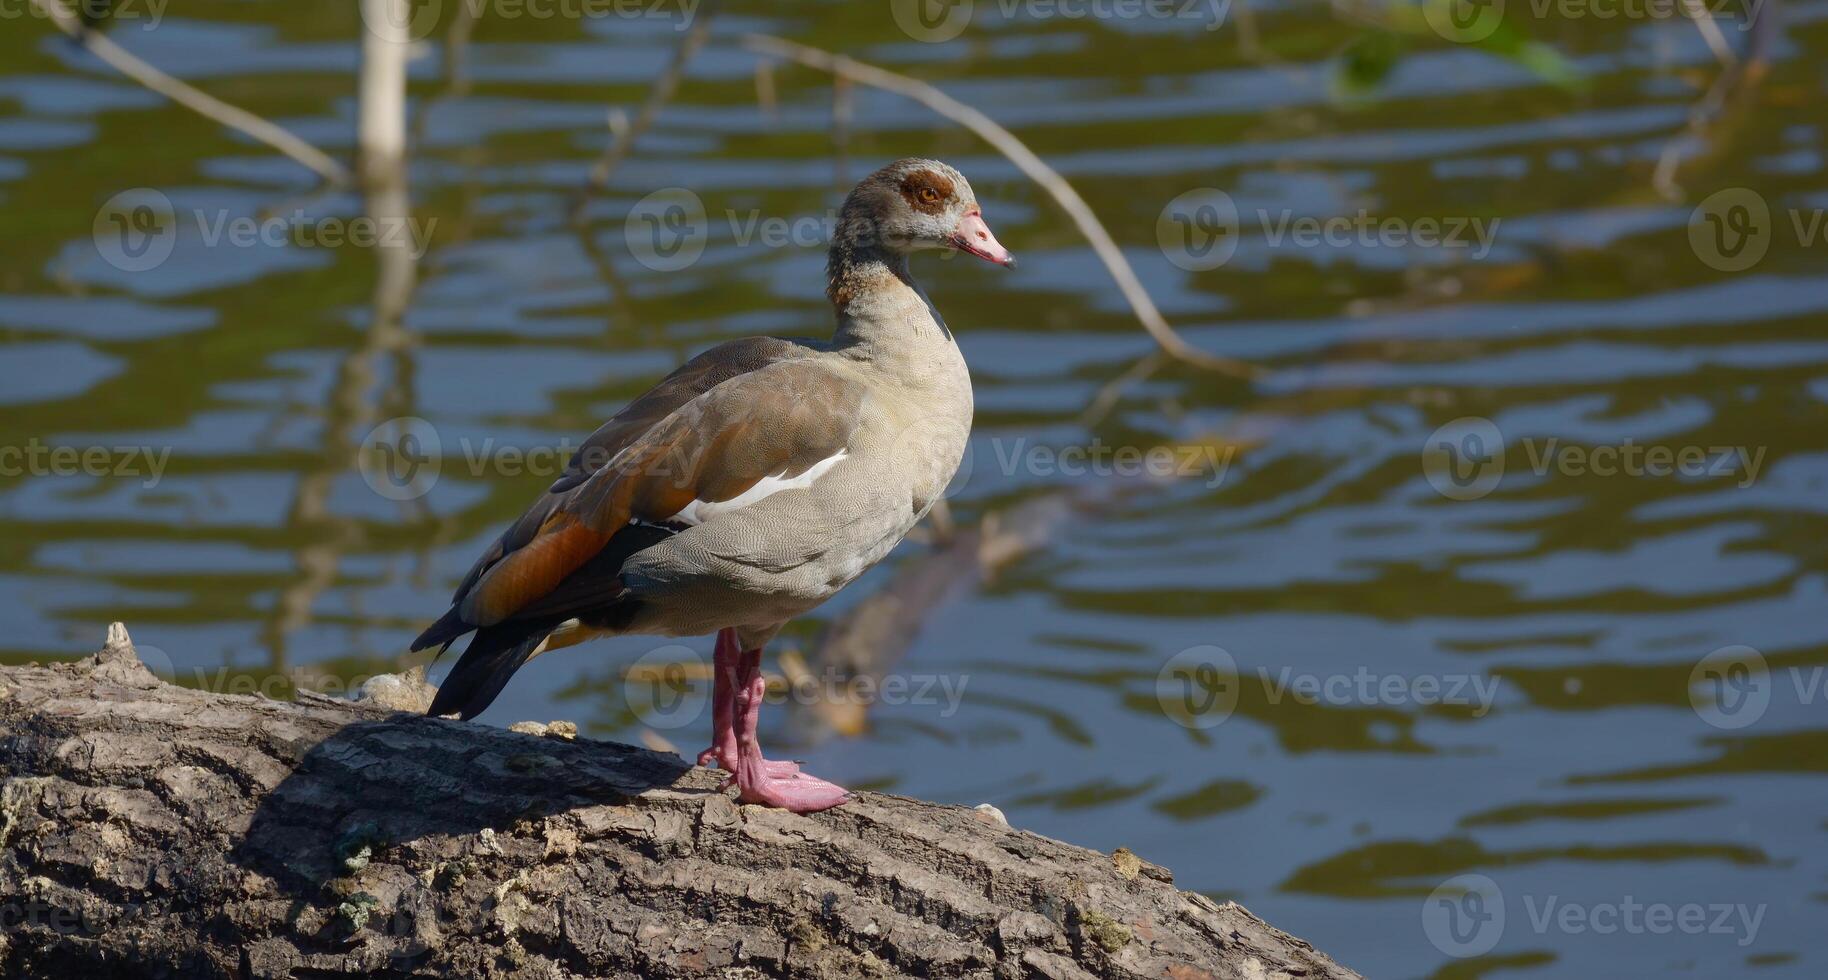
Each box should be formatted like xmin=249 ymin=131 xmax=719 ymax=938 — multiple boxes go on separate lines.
xmin=898 ymin=170 xmax=954 ymax=215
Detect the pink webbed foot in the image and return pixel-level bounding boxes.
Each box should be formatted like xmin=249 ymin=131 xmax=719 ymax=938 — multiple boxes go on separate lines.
xmin=730 ymin=676 xmax=850 ymax=813
xmin=703 ymin=750 xmax=800 ymax=778
xmin=736 ymin=767 xmax=851 ymax=812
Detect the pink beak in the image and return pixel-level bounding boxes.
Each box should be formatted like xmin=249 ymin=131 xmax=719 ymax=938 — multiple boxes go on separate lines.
xmin=951 ymin=210 xmax=1016 ymax=267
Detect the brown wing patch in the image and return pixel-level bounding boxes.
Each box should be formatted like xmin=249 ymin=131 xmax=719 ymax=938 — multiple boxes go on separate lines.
xmin=458 ymin=512 xmax=613 ymax=626
xmin=899 ymin=169 xmax=955 ymax=215
xmin=557 ymin=337 xmax=811 ymax=486
xmin=457 ymin=361 xmax=863 ymax=627
xmin=438 ymin=337 xmax=812 ymax=616
xmin=567 ymin=362 xmax=862 ymax=533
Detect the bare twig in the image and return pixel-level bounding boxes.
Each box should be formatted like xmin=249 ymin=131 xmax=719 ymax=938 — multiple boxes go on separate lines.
xmin=1651 ymin=0 xmax=1776 ymax=199
xmin=1651 ymin=67 xmax=1735 ymax=200
xmin=1680 ymin=0 xmax=1738 ymax=68
xmin=1231 ymin=0 xmax=1282 ymax=65
xmin=263 ymin=1 xmax=421 ymax=664
xmin=573 ymin=3 xmax=718 ymax=218
xmin=443 ymin=0 xmax=480 ymax=96
xmin=832 ymin=74 xmax=854 ymax=190
xmin=408 ymin=0 xmax=482 ymax=147
xmin=358 ymin=0 xmax=411 ymax=185
xmin=572 ymin=218 xmax=656 ymax=348
xmin=606 ymin=107 xmax=631 ymax=143
xmin=29 ymin=0 xmax=350 ymax=186
xmin=743 ymin=33 xmax=1262 ymax=381
xmin=1078 ymin=350 xmax=1168 ymax=429
xmin=754 ymin=58 xmax=779 ymax=117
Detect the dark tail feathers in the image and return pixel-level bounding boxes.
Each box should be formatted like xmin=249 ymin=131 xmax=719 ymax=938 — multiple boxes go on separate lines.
xmin=424 ymin=618 xmax=562 ymax=720
xmin=411 ymin=606 xmax=472 ymax=654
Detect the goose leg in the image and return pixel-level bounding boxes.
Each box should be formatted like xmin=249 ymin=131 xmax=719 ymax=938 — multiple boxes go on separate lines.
xmin=696 ymin=628 xmax=741 ymax=768
xmin=698 ymin=630 xmax=797 ymax=777
xmin=730 ymin=647 xmax=850 ymax=813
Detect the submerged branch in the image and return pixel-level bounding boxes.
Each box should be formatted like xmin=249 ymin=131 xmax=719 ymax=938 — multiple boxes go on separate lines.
xmin=573 ymin=3 xmax=719 ymax=218
xmin=30 ymin=0 xmax=350 ymax=186
xmin=1651 ymin=0 xmax=1777 ymax=199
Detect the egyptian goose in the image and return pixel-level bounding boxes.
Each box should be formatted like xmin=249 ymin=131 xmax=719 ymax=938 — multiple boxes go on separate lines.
xmin=413 ymin=159 xmax=1014 ymax=812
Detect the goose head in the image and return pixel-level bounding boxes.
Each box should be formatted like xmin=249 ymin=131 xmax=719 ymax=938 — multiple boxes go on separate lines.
xmin=837 ymin=158 xmax=1015 ymax=268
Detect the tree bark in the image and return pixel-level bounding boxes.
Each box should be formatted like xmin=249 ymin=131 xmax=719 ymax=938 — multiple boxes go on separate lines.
xmin=0 ymin=626 xmax=1360 ymax=980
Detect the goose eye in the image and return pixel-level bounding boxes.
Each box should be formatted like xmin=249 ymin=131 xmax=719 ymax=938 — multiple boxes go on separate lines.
xmin=918 ymin=188 xmax=941 ymax=204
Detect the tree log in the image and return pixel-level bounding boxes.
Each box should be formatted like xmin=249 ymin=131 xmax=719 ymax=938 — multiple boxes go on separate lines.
xmin=0 ymin=626 xmax=1360 ymax=980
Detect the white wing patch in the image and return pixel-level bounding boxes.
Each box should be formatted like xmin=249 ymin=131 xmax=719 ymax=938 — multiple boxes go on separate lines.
xmin=666 ymin=449 xmax=848 ymax=527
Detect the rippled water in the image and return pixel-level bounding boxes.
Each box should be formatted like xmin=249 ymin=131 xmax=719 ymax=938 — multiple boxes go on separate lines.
xmin=4 ymin=2 xmax=1827 ymax=976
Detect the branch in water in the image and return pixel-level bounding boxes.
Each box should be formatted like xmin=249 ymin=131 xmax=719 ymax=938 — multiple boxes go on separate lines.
xmin=574 ymin=2 xmax=719 ymax=219
xmin=30 ymin=0 xmax=351 ymax=187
